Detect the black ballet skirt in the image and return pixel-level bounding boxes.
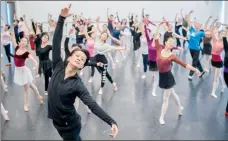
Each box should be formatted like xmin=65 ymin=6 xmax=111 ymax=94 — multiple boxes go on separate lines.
xmin=133 ymin=40 xmax=140 ymax=51
xmin=159 ymin=70 xmax=176 ymax=89
xmin=37 ymin=45 xmax=53 ymax=76
xmin=211 ymin=60 xmax=223 ymax=68
xmin=38 ymin=59 xmax=52 ymax=76
xmin=148 ymin=61 xmax=158 ymax=71
xmin=203 ymin=43 xmax=212 ymax=55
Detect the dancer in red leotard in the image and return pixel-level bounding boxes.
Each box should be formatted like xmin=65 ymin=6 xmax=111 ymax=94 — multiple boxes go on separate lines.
xmin=154 ymin=21 xmax=200 ymax=125
xmin=11 ymin=22 xmax=43 ymax=112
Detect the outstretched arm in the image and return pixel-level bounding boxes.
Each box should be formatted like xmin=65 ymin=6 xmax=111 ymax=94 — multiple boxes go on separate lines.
xmin=10 ymin=23 xmax=18 ymax=48
xmin=52 ymin=5 xmax=71 ymax=69
xmin=77 ymin=83 xmax=118 ymax=137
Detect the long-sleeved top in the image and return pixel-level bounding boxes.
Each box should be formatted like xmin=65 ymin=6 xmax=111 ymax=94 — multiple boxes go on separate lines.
xmin=48 ymin=15 xmax=117 ymax=131
xmin=188 ymin=26 xmax=205 ymax=51
xmin=154 ymin=39 xmax=187 ymax=73
xmin=1 ymin=31 xmax=11 ymax=45
xmin=34 ymin=34 xmax=52 ymax=61
xmin=94 ymin=41 xmax=116 ymax=55
xmin=144 ymin=25 xmax=156 ymax=61
xmin=223 ymin=37 xmax=228 ymax=69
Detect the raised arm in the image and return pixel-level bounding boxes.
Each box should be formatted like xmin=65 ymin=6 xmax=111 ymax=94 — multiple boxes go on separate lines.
xmin=154 ymin=22 xmax=163 ymax=48
xmin=180 ymin=9 xmax=184 ymax=19
xmin=23 ymin=15 xmax=32 ymax=33
xmin=175 ymin=13 xmax=178 ymax=22
xmin=203 ymin=16 xmax=212 ymax=30
xmin=107 ymin=8 xmax=109 ymax=21
xmin=162 ymin=17 xmax=169 ymax=31
xmin=31 ymin=19 xmax=36 ymax=34
xmin=223 ymin=27 xmax=228 ymax=54
xmin=186 ymin=10 xmax=193 ymax=28
xmin=96 ymin=17 xmax=103 ymax=33
xmin=64 ymin=28 xmax=74 ymax=62
xmin=144 ymin=24 xmax=152 ymax=43
xmin=107 ymin=29 xmax=120 ymax=45
xmin=10 ymin=23 xmax=18 ymax=48
xmin=83 ymin=25 xmax=92 ymax=40
xmin=116 ymin=12 xmax=120 ymax=23
xmin=52 ymin=5 xmax=71 ymax=69
xmin=142 ymin=8 xmax=145 ymax=19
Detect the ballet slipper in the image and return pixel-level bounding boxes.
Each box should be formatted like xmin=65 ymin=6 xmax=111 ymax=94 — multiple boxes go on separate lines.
xmin=24 ymin=105 xmax=29 ymax=112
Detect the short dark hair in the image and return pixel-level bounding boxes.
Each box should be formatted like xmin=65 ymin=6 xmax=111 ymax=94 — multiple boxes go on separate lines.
xmin=71 ymin=43 xmax=82 ymax=49
xmin=5 ymin=24 xmax=10 ymax=29
xmin=20 ymin=17 xmax=24 ymax=21
xmin=70 ymin=48 xmax=90 ymax=68
xmin=41 ymin=32 xmax=49 ymax=40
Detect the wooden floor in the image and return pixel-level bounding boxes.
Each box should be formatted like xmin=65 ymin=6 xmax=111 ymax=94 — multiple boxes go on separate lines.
xmin=1 ymin=38 xmax=228 ymax=140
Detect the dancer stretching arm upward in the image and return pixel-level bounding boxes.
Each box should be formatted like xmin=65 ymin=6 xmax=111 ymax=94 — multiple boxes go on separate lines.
xmin=48 ymin=4 xmax=118 ymax=140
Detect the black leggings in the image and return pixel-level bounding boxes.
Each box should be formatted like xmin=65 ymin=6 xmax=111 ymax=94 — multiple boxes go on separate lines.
xmin=44 ymin=69 xmax=52 ymax=91
xmin=96 ymin=64 xmax=113 ymax=87
xmin=90 ymin=57 xmax=96 ymax=77
xmin=91 ymin=66 xmax=95 ymax=77
xmin=15 ymin=34 xmax=20 ymax=44
xmin=3 ymin=44 xmax=13 ymax=63
xmin=142 ymin=54 xmax=148 ymax=72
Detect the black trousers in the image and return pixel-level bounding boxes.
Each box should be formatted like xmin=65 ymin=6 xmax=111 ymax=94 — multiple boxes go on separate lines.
xmin=142 ymin=54 xmax=148 ymax=72
xmin=15 ymin=34 xmax=20 ymax=44
xmin=224 ymin=72 xmax=228 ymax=112
xmin=3 ymin=44 xmax=13 ymax=63
xmin=96 ymin=64 xmax=113 ymax=87
xmin=90 ymin=57 xmax=96 ymax=77
xmin=44 ymin=69 xmax=52 ymax=91
xmin=53 ymin=119 xmax=82 ymax=141
xmin=189 ymin=49 xmax=204 ymax=76
xmin=58 ymin=128 xmax=81 ymax=141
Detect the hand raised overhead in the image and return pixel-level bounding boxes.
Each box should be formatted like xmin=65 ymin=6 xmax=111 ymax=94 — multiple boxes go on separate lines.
xmin=60 ymin=4 xmax=72 ymax=17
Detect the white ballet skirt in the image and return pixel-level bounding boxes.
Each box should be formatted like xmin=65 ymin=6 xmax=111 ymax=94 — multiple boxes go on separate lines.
xmin=14 ymin=66 xmax=33 ymax=86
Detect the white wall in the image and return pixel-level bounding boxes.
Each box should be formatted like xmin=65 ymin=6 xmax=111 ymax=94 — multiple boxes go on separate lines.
xmin=14 ymin=1 xmax=223 ymax=35
xmin=224 ymin=1 xmax=228 ymax=24
xmin=15 ymin=1 xmax=222 ymax=23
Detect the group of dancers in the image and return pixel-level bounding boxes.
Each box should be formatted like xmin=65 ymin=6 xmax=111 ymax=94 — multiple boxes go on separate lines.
xmin=1 ymin=4 xmax=228 ymax=140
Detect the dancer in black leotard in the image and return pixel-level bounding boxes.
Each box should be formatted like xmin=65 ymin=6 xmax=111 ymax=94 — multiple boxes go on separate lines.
xmin=174 ymin=13 xmax=182 ymax=47
xmin=48 ymin=5 xmax=118 ymax=140
xmin=180 ymin=9 xmax=193 ymax=47
xmin=34 ymin=27 xmax=52 ymax=95
xmin=202 ymin=16 xmax=213 ymax=72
